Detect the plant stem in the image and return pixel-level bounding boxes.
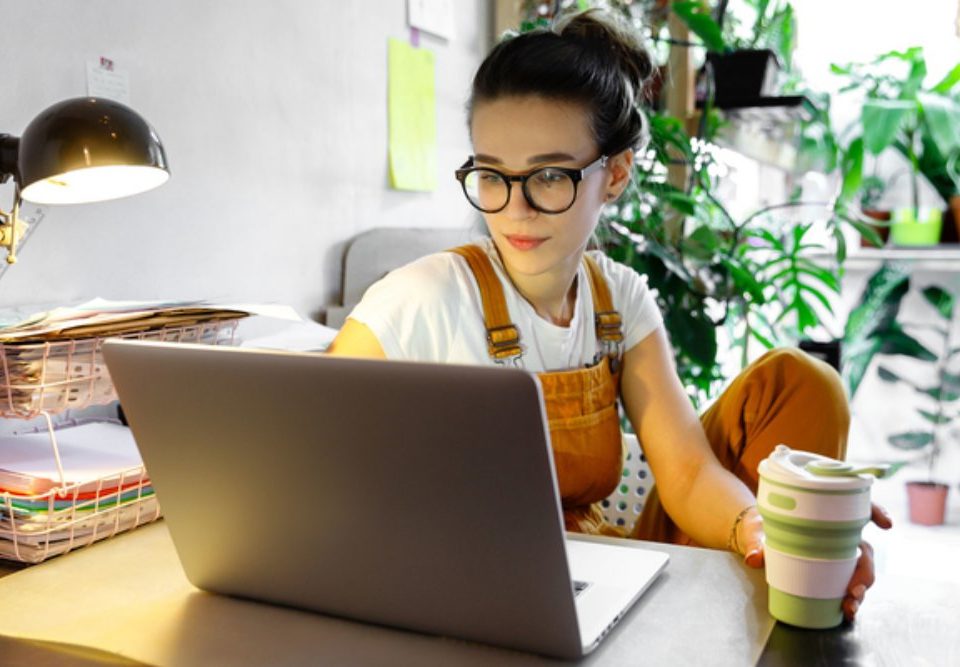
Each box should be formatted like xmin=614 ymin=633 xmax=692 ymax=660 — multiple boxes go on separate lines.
xmin=906 ymin=125 xmax=920 ymax=220
xmin=741 ymin=302 xmax=751 ymax=369
xmin=931 ymin=303 xmax=956 ymax=480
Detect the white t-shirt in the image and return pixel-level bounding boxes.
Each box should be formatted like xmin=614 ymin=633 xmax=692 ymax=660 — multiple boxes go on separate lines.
xmin=347 ymin=238 xmax=663 ymax=372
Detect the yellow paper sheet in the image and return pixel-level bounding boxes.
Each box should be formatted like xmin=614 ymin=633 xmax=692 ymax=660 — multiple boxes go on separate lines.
xmin=387 ymin=38 xmax=437 ymax=192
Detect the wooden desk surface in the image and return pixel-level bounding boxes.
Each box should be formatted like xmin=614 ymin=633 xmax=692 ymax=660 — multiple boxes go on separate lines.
xmin=0 ymin=522 xmax=772 ymax=666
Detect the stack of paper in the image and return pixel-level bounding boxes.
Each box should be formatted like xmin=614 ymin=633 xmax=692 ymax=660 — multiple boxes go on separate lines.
xmin=0 ymin=298 xmax=266 ymax=343
xmin=0 ymin=299 xmax=303 ymax=420
xmin=0 ymin=421 xmax=159 ymax=563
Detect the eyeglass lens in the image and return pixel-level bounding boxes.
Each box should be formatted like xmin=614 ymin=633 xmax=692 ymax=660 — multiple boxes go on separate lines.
xmin=462 ymin=168 xmax=577 ymax=213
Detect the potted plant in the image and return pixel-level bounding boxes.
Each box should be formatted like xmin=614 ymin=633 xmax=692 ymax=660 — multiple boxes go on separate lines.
xmin=844 ymin=263 xmax=954 ymax=525
xmin=832 ymin=47 xmax=960 ymax=247
xmin=877 ymin=283 xmax=955 ymax=525
xmin=857 ymin=175 xmax=891 ymax=248
xmin=516 ymin=1 xmax=860 ymax=407
xmin=670 ymin=0 xmax=796 ymax=106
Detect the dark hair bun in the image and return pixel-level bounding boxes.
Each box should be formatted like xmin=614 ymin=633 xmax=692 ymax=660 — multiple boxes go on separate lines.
xmin=555 ymin=10 xmax=653 ymax=105
xmin=470 ymin=9 xmax=652 ymax=155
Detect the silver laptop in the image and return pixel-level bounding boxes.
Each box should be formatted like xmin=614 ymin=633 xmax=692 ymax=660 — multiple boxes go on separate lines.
xmin=102 ymin=339 xmax=668 ymax=660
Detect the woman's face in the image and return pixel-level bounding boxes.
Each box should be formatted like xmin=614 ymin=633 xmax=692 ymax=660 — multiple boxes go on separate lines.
xmin=469 ymin=95 xmax=621 ymax=283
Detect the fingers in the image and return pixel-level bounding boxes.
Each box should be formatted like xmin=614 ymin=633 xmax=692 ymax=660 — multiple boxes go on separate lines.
xmin=739 ymin=510 xmax=765 ymax=569
xmin=842 ymin=506 xmax=887 ymax=621
xmin=744 ymin=546 xmax=764 ymax=569
xmin=871 ymin=503 xmax=893 ymax=530
xmin=843 ymin=540 xmax=876 ymax=622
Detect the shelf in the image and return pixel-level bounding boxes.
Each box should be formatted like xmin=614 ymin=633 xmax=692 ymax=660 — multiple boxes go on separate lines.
xmin=842 ymin=246 xmax=960 ymax=272
xmin=696 ymin=95 xmax=816 ymax=123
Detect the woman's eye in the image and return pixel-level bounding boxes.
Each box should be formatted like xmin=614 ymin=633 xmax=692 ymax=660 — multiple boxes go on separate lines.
xmin=535 ymin=169 xmax=566 ymax=185
xmin=478 ymin=172 xmax=502 ymax=184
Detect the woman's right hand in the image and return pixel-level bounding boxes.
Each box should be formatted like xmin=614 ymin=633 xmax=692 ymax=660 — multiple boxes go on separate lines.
xmin=738 ymin=506 xmax=765 ymax=569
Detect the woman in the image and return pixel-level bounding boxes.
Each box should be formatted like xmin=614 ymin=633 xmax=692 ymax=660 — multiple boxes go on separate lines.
xmin=328 ymin=9 xmax=890 ymax=621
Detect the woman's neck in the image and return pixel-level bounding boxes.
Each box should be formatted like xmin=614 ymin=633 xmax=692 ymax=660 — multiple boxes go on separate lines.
xmin=498 ymin=251 xmax=581 ymax=327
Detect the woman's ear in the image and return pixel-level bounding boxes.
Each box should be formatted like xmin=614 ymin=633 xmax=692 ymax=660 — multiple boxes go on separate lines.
xmin=605 ymin=149 xmax=634 ymax=201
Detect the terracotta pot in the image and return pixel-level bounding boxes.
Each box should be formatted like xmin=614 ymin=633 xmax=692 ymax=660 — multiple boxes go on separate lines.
xmin=906 ymin=481 xmax=950 ymax=526
xmin=860 ymin=210 xmax=890 ymax=248
xmin=944 ymin=195 xmax=960 ymax=244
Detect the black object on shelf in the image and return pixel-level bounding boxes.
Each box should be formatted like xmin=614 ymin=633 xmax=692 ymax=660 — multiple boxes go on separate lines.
xmin=704 ymin=49 xmax=780 ymax=105
xmin=798 ymin=339 xmax=842 ymax=373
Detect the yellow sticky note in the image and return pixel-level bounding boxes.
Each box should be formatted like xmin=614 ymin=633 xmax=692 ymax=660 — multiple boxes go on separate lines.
xmin=388 ymin=38 xmax=437 ymax=192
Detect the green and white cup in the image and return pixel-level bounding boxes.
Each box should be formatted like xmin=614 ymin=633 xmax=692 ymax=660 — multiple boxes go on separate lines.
xmin=757 ymin=445 xmax=873 ymax=629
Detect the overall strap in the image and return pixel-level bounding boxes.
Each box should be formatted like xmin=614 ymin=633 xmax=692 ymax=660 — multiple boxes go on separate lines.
xmin=449 ymin=245 xmax=523 ymax=363
xmin=583 ymin=254 xmax=624 ymax=356
xmin=449 ymin=245 xmax=624 ymax=364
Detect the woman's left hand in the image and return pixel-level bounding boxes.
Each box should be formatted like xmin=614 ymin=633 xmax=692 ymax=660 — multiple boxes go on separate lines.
xmin=739 ymin=502 xmax=894 ymax=622
xmin=842 ymin=503 xmax=893 ymax=622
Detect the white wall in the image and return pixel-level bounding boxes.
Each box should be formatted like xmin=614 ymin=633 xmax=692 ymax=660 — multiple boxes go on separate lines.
xmin=0 ymin=1 xmax=489 ymax=321
xmin=793 ymin=0 xmax=960 ymax=211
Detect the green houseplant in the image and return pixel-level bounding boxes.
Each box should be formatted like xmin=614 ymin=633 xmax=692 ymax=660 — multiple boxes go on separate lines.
xmin=600 ymin=88 xmax=853 ymax=407
xmin=844 ymin=263 xmax=955 ymax=524
xmin=516 ymin=1 xmax=860 ymax=407
xmin=670 ymin=0 xmax=797 ymax=106
xmin=832 ymin=47 xmax=960 ymax=246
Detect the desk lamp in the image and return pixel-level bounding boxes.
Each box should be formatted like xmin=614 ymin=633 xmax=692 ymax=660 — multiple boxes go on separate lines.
xmin=0 ymin=97 xmax=169 ymax=264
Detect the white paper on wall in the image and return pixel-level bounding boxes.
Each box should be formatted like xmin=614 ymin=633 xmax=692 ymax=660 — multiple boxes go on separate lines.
xmin=407 ymin=0 xmax=455 ymax=40
xmin=86 ymin=57 xmax=131 ymax=105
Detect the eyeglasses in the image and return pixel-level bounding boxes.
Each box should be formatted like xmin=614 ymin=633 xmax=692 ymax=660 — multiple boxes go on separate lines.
xmin=454 ymin=155 xmax=608 ymax=214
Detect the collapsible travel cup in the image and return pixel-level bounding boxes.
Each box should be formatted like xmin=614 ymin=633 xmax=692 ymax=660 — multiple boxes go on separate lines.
xmin=757 ymin=445 xmax=873 ymax=629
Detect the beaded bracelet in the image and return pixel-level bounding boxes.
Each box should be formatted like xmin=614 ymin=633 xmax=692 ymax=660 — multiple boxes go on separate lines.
xmin=728 ymin=504 xmax=756 ymax=555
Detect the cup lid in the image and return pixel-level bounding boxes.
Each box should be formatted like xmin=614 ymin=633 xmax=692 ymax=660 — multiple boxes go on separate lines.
xmin=758 ymin=445 xmax=874 ymax=491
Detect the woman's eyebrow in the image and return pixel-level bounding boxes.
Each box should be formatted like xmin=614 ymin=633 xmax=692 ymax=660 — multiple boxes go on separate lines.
xmin=527 ymin=152 xmax=576 ymax=164
xmin=473 ymin=153 xmax=502 ymax=164
xmin=473 ymin=152 xmax=578 ymax=165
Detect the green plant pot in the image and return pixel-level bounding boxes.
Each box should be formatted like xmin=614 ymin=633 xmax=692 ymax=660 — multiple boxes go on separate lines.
xmin=890 ymin=208 xmax=943 ymax=246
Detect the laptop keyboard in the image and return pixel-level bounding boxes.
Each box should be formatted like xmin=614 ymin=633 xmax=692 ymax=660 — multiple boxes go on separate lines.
xmin=573 ymin=580 xmax=591 ymax=597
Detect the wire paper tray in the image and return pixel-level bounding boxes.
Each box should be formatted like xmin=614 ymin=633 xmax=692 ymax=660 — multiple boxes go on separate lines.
xmin=0 ymin=318 xmax=239 ymax=420
xmin=1 ymin=466 xmax=160 ymax=564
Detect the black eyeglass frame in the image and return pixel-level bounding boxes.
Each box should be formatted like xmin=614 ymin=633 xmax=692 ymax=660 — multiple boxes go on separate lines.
xmin=454 ymin=155 xmax=609 ymax=214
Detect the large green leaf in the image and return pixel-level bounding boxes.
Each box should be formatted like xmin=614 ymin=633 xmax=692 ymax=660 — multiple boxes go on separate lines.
xmin=844 ymin=214 xmax=885 ymax=248
xmin=721 ymin=257 xmax=766 ymax=303
xmin=942 ymin=370 xmax=960 ymax=394
xmin=921 ymin=285 xmax=955 ymax=321
xmin=919 ymin=92 xmax=960 ymax=158
xmin=845 ymin=338 xmax=883 ymax=398
xmin=683 ymin=225 xmax=721 ymax=261
xmin=931 ymin=63 xmax=960 ymax=94
xmin=879 ymin=328 xmax=937 ymax=361
xmin=862 ymin=99 xmax=916 ymax=155
xmin=874 ymin=47 xmax=927 ymax=99
xmin=665 ymin=303 xmax=718 ymax=366
xmin=839 ymin=138 xmax=864 ymax=203
xmin=918 ymin=409 xmax=953 ymax=425
xmin=844 ymin=263 xmax=910 ymax=343
xmin=921 ymin=386 xmax=960 ymax=402
xmin=877 ymin=365 xmax=903 ymax=383
xmin=671 ymin=1 xmax=727 ymax=53
xmin=832 ymin=224 xmax=848 ymax=264
xmin=797 ymin=282 xmax=836 ymax=313
xmin=888 ymin=431 xmax=934 ymax=449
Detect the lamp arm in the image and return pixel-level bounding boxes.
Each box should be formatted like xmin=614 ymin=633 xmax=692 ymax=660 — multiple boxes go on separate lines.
xmin=0 ymin=187 xmax=26 ymax=264
xmin=0 ymin=134 xmax=18 ymax=183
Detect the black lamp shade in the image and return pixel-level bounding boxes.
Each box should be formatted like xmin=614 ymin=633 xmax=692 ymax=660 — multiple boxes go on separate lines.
xmin=16 ymin=97 xmax=169 ymax=205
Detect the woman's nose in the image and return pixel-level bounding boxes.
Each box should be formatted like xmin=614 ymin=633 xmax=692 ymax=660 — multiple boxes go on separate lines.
xmin=503 ymin=183 xmax=537 ymax=220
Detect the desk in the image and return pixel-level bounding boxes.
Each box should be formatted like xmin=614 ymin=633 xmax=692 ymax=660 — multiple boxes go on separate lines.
xmin=0 ymin=522 xmax=772 ymax=666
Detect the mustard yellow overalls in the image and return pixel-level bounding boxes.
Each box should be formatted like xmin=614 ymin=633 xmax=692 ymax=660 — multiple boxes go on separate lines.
xmin=451 ymin=245 xmax=626 ymax=536
xmin=452 ymin=244 xmax=852 ymax=544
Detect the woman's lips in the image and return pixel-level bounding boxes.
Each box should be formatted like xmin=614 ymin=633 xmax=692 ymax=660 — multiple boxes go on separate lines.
xmin=505 ymin=235 xmax=548 ymax=251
